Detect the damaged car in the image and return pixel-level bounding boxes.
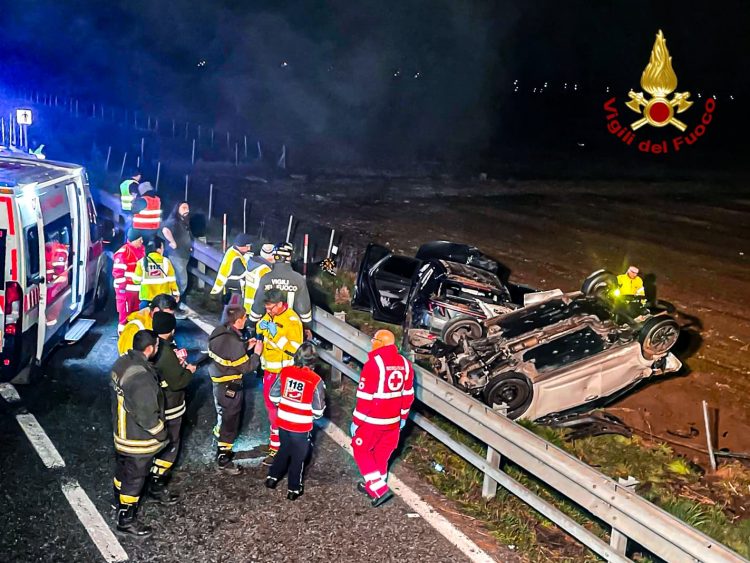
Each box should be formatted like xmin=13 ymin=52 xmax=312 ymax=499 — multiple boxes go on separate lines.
xmin=353 ymin=242 xmax=682 ymax=421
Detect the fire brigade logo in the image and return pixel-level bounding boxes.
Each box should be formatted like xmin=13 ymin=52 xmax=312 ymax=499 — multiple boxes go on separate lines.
xmin=603 ymin=29 xmax=716 ymax=154
xmin=387 ymin=370 xmax=404 ymax=392
xmin=626 ymin=30 xmax=692 ymax=131
xmin=284 ymin=378 xmax=305 ymax=401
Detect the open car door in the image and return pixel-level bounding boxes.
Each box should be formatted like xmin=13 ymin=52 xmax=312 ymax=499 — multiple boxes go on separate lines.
xmin=352 ymin=243 xmax=422 ymax=324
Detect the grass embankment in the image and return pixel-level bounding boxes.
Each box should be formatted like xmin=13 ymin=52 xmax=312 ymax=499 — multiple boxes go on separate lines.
xmin=312 ymin=270 xmax=750 ymax=561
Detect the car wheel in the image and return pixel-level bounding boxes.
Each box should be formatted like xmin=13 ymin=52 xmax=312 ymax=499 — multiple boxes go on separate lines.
xmin=93 ymin=263 xmax=110 ymax=312
xmin=639 ymin=316 xmax=680 ymax=359
xmin=483 ymin=371 xmax=533 ymax=419
xmin=441 ymin=317 xmax=483 ymax=346
xmin=581 ymin=269 xmax=616 ymax=300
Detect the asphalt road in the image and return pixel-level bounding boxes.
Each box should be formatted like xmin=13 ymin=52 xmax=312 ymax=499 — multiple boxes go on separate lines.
xmin=0 ymin=300 xmax=470 ymax=563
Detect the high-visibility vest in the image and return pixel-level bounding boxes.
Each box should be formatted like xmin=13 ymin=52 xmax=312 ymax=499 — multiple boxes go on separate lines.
xmin=211 ymin=247 xmax=247 ymax=295
xmin=244 ymin=262 xmax=272 ymax=313
xmin=117 ymin=308 xmax=153 ymax=355
xmin=132 ymin=195 xmax=162 ymax=230
xmin=273 ymin=366 xmax=325 ymax=433
xmin=616 ymin=273 xmax=645 ymax=296
xmin=257 ymin=306 xmax=303 ymax=373
xmin=132 ymin=252 xmax=179 ymax=301
xmin=119 ymin=179 xmax=137 ymax=211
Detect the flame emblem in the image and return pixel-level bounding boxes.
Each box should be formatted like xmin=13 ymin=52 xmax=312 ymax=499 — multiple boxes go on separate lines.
xmin=626 ymin=30 xmax=693 ymax=131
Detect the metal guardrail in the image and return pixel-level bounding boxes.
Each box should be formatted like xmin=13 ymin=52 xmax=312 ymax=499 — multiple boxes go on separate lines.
xmin=92 ymin=188 xmax=745 ymax=563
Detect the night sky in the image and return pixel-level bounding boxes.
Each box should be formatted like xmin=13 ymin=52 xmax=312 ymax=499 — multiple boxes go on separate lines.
xmin=1 ymin=0 xmax=748 ymax=169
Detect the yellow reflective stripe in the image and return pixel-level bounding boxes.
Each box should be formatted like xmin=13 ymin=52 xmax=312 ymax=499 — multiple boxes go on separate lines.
xmin=117 ymin=396 xmax=126 ymax=438
xmin=210 ymin=374 xmax=242 ymax=383
xmin=114 ymin=442 xmax=165 ymax=455
xmin=113 ymin=478 xmax=122 ymax=489
xmin=120 ymin=494 xmax=139 ymax=504
xmin=113 ymin=435 xmax=162 ymax=447
xmin=218 ymin=442 xmax=233 ymax=449
xmin=207 ymin=351 xmax=247 ymax=367
xmin=154 ymin=459 xmax=173 ymax=469
xmin=147 ymin=420 xmax=165 ymax=435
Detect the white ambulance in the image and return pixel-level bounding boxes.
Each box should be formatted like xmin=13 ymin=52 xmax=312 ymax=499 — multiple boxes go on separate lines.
xmin=0 ymin=151 xmax=109 ymax=383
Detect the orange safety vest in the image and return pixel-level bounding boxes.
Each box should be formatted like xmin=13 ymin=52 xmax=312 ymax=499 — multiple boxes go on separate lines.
xmin=133 ymin=195 xmax=162 ymax=230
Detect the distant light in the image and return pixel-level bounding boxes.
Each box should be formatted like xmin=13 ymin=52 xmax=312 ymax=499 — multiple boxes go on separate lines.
xmin=712 ymin=94 xmax=717 ymax=100
xmin=280 ymin=61 xmax=288 ymax=67
xmin=197 ymin=60 xmax=207 ymax=67
xmin=414 ymin=72 xmax=421 ymax=79
xmin=514 ymin=87 xmax=519 ymax=92
xmin=697 ymin=92 xmax=702 ymax=98
xmin=533 ymin=87 xmax=537 ymax=93
xmin=393 ymin=69 xmax=401 ymax=77
xmin=730 ymin=95 xmax=734 ymax=100
xmin=514 ymin=79 xmax=518 ymax=84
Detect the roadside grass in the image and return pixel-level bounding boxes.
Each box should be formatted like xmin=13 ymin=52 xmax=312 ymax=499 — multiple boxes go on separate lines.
xmin=314 ymin=269 xmax=750 ymax=560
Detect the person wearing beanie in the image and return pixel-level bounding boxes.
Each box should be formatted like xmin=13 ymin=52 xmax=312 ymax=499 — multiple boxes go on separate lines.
xmin=132 ymin=182 xmax=162 ymax=232
xmin=211 ymin=233 xmax=253 ymax=306
xmin=244 ymin=242 xmax=275 ymax=314
xmin=132 ymin=237 xmax=180 ymax=309
xmin=118 ymin=293 xmax=178 ymax=355
xmin=265 ymin=343 xmax=325 ymax=501
xmin=113 ymin=230 xmax=145 ymax=334
xmin=148 ymin=311 xmax=196 ymax=504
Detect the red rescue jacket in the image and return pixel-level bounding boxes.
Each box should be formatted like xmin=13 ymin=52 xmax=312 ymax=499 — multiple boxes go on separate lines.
xmin=270 ymin=366 xmax=326 ymax=433
xmin=113 ymin=242 xmax=145 ymax=296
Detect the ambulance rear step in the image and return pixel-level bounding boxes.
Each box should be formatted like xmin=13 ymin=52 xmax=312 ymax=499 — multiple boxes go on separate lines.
xmin=64 ymin=319 xmax=96 ymax=343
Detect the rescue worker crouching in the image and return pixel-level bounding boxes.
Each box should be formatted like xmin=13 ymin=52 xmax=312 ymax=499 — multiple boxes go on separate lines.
xmin=113 ymin=229 xmax=145 ymax=334
xmin=211 ymin=233 xmax=253 ymax=306
xmin=149 ymin=312 xmax=196 ymax=504
xmin=111 ymin=330 xmax=166 ymax=537
xmin=351 ymin=329 xmax=414 ymax=508
xmin=132 ymin=237 xmax=180 ymax=309
xmin=207 ymin=306 xmax=263 ymax=474
xmin=118 ymin=294 xmax=178 ymax=356
xmin=265 ymin=343 xmax=325 ymax=501
xmin=256 ymin=288 xmax=303 ymax=465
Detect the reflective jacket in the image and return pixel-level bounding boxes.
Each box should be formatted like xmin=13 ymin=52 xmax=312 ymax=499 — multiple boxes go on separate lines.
xmin=244 ymin=257 xmax=272 ymax=314
xmin=119 ymin=179 xmax=137 ymax=211
xmin=133 ymin=252 xmax=179 ymax=301
xmin=270 ymin=366 xmax=325 ymax=433
xmin=132 ymin=195 xmax=162 ymax=230
xmin=117 ymin=308 xmax=152 ymax=356
xmin=113 ymin=242 xmax=145 ymax=297
xmin=207 ymin=324 xmax=259 ymax=384
xmin=111 ymin=350 xmax=167 ymax=457
xmin=249 ymin=262 xmax=312 ymax=324
xmin=353 ymin=344 xmax=414 ymax=431
xmin=153 ymin=337 xmax=193 ymax=421
xmin=257 ymin=305 xmax=303 ymax=373
xmin=211 ymin=247 xmax=247 ymax=296
xmin=616 ymin=273 xmax=645 ymax=296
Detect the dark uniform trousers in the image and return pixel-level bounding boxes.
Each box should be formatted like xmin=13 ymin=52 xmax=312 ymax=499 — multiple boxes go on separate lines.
xmin=151 ymin=417 xmax=182 ymax=476
xmin=115 ymin=454 xmax=155 ymax=504
xmin=213 ymin=381 xmax=244 ymax=451
xmin=269 ymin=429 xmax=311 ymax=492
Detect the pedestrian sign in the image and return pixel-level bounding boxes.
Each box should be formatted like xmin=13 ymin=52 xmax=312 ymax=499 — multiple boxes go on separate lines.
xmin=16 ymin=109 xmax=33 ymax=126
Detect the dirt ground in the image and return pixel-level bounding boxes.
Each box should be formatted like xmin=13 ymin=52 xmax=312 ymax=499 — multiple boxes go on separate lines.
xmin=213 ymin=175 xmax=749 ymax=467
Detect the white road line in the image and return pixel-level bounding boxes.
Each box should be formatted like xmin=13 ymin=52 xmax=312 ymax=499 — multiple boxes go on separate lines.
xmin=0 ymin=381 xmax=22 ymax=402
xmin=186 ymin=308 xmax=497 ymax=563
xmin=15 ymin=412 xmax=66 ymax=469
xmin=61 ymin=480 xmax=129 ymax=563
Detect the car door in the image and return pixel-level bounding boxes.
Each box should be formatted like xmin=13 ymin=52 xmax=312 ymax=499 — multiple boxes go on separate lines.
xmin=352 ymin=243 xmax=422 ymax=324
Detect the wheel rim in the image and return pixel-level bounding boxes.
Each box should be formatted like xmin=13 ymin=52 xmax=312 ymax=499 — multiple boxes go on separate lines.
xmin=490 ymin=380 xmax=528 ymax=411
xmin=445 ymin=320 xmax=481 ymax=345
xmin=646 ymin=324 xmax=679 ymax=355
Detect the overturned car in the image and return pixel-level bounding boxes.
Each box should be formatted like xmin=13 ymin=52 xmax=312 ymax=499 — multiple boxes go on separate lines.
xmin=353 ymin=242 xmax=682 ymax=420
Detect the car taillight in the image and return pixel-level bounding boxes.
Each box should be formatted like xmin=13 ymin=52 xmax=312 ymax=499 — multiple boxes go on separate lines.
xmin=4 ymin=281 xmax=22 ymax=331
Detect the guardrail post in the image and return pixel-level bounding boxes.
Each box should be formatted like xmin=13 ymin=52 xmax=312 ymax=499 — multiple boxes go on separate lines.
xmin=329 ymin=311 xmax=346 ymax=388
xmin=197 ymin=236 xmax=207 ymax=289
xmin=610 ymin=476 xmax=639 ymax=554
xmin=482 ymin=447 xmax=503 ymax=499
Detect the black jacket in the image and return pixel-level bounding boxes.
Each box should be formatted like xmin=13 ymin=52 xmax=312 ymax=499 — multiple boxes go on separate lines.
xmin=153 ymin=337 xmax=193 ymax=420
xmin=207 ymin=325 xmax=260 ymax=384
xmin=249 ymin=262 xmax=312 ymax=324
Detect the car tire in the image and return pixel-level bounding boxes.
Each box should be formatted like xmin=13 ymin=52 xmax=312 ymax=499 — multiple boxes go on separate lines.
xmin=441 ymin=317 xmax=483 ymax=346
xmin=482 ymin=371 xmax=533 ymax=419
xmin=639 ymin=316 xmax=680 ymax=359
xmin=93 ymin=263 xmax=110 ymax=312
xmin=581 ymin=269 xmax=617 ymax=299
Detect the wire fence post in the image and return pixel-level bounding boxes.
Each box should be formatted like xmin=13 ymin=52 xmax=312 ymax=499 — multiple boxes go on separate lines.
xmin=136 ymin=156 xmax=141 ymax=169
xmin=222 ymin=214 xmax=227 ymax=253
xmin=184 ymin=174 xmax=189 ymax=201
xmin=285 ymin=215 xmax=294 ymax=243
xmin=119 ymin=153 xmax=127 ymax=178
xmin=226 ymin=131 xmax=230 ymax=151
xmin=327 ymin=229 xmax=336 ymax=258
xmin=257 ymin=141 xmax=262 ymax=160
xmin=140 ymin=137 xmax=145 ymax=165
xmin=703 ymin=400 xmax=717 ymax=472
xmin=191 ymin=139 xmax=196 ymax=165
xmin=155 ymin=161 xmax=161 ymax=192
xmin=242 ymin=198 xmax=247 ymax=233
xmin=235 ymin=142 xmax=239 ymax=166
xmin=147 ymin=115 xmax=152 ymax=131
xmin=244 ymin=135 xmax=248 ymax=159
xmin=303 ymin=234 xmax=309 ymax=278
xmin=208 ymin=184 xmax=214 ymax=220
xmin=198 ymin=125 xmax=201 ymax=141
xmin=105 ymin=146 xmax=112 ymax=172
xmin=210 ymin=129 xmax=214 ymax=147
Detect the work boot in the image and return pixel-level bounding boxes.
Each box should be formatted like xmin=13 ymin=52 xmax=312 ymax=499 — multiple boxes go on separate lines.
xmin=356 ymin=482 xmax=369 ymax=496
xmin=116 ymin=503 xmax=152 ymax=538
xmin=287 ymin=490 xmax=301 ymax=501
xmin=111 ymin=486 xmax=120 ymax=510
xmin=147 ymin=476 xmax=179 ymax=505
xmin=217 ymin=452 xmax=243 ymax=475
xmin=371 ymin=490 xmax=395 ymax=508
xmin=265 ymin=476 xmax=279 ymax=489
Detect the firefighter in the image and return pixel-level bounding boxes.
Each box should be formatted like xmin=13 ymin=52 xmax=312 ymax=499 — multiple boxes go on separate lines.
xmin=113 ymin=229 xmax=145 ymax=334
xmin=149 ymin=312 xmax=196 ymax=503
xmin=351 ymin=329 xmax=414 ymax=507
xmin=265 ymin=343 xmax=325 ymax=500
xmin=207 ymin=306 xmax=263 ymax=474
xmin=132 ymin=237 xmax=180 ymax=309
xmin=132 ymin=182 xmax=162 ymax=234
xmin=211 ymin=233 xmax=253 ymax=306
xmin=249 ymin=242 xmax=312 ymax=328
xmin=616 ymin=265 xmax=645 ymax=297
xmin=119 ymin=171 xmax=141 ymax=213
xmin=118 ymin=294 xmax=178 ymax=355
xmin=111 ymin=330 xmax=166 ymax=537
xmin=256 ymin=288 xmax=303 ymax=465
xmin=244 ymin=242 xmax=275 ymax=314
